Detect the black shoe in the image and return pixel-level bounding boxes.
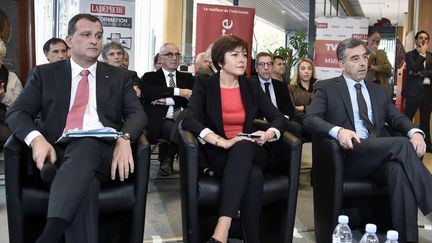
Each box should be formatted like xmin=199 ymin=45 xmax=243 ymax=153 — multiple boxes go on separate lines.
xmin=159 ymin=159 xmax=173 ymax=176
xmin=207 ymin=237 xmax=222 ymax=243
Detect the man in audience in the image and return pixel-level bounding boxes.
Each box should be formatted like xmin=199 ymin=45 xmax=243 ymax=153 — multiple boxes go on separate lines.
xmin=196 ymin=43 xmax=217 ymax=76
xmin=365 ymin=31 xmax=392 ymax=97
xmin=6 ymin=13 xmax=146 ymax=242
xmin=194 ymin=51 xmax=209 ymax=75
xmin=43 ymin=37 xmax=69 ymax=63
xmin=402 ymin=30 xmax=432 ymax=153
xmin=251 ymin=52 xmax=302 ymax=138
xmin=153 ymin=53 xmax=162 ymax=71
xmin=141 ymin=43 xmax=194 ymax=176
xmin=101 ymin=42 xmax=141 ymax=98
xmin=271 ymin=55 xmax=287 ymax=83
xmin=304 ymin=38 xmax=432 ymax=243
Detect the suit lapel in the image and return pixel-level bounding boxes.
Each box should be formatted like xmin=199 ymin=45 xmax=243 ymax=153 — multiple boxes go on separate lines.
xmin=96 ymin=62 xmax=111 ymax=113
xmin=55 ymin=60 xmax=72 ymax=127
xmin=239 ymin=76 xmax=253 ymax=131
xmin=210 ymin=73 xmax=224 ymax=136
xmin=335 ymin=75 xmax=355 ymax=128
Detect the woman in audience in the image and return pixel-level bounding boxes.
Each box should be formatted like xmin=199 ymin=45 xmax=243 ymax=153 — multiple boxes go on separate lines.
xmin=289 ymin=57 xmax=317 ymax=125
xmin=0 ymin=39 xmax=23 ymax=145
xmin=181 ymin=35 xmax=286 ymax=243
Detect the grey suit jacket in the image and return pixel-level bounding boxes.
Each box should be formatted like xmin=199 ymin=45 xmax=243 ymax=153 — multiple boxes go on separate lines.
xmin=303 ymin=75 xmax=414 ymax=137
xmin=6 ymin=60 xmax=147 ymax=143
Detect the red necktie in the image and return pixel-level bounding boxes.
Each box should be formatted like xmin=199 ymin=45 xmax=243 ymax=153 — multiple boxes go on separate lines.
xmin=63 ymin=70 xmax=90 ymax=133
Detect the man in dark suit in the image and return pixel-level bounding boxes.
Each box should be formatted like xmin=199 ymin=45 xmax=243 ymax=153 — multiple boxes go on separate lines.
xmin=250 ymin=52 xmax=302 ymax=138
xmin=402 ymin=30 xmax=432 ymax=152
xmin=141 ymin=43 xmax=194 ymax=176
xmin=5 ymin=13 xmax=147 ymax=243
xmin=303 ymin=38 xmax=432 ymax=243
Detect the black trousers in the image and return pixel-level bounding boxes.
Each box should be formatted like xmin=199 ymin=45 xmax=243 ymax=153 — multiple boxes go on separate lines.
xmin=344 ymin=137 xmax=432 ymax=242
xmin=404 ymin=86 xmax=432 ymax=146
xmin=49 ymin=138 xmax=113 ymax=242
xmin=205 ymin=140 xmax=268 ymax=243
xmin=157 ymin=119 xmax=178 ymax=163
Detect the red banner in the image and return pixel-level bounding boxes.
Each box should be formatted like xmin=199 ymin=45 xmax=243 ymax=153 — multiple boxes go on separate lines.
xmin=196 ymin=4 xmax=255 ymax=75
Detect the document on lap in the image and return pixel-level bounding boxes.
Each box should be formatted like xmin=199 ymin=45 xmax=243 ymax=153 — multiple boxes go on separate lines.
xmin=56 ymin=127 xmax=122 ymax=143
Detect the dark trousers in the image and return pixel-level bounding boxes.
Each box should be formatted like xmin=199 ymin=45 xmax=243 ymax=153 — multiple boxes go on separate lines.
xmin=157 ymin=119 xmax=178 ymax=163
xmin=205 ymin=141 xmax=268 ymax=243
xmin=344 ymin=137 xmax=432 ymax=242
xmin=49 ymin=138 xmax=113 ymax=242
xmin=405 ymin=86 xmax=432 ymax=146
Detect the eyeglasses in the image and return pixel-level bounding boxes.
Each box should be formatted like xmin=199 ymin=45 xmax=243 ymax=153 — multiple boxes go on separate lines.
xmin=162 ymin=52 xmax=181 ymax=59
xmin=257 ymin=62 xmax=273 ymax=67
xmin=347 ymin=55 xmax=369 ymax=63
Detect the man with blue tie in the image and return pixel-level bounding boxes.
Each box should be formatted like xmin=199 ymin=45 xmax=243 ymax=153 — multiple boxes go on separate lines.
xmin=250 ymin=52 xmax=302 ymax=138
xmin=303 ymin=38 xmax=432 ymax=243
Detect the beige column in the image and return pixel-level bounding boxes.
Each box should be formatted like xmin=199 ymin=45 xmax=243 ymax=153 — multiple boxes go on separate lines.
xmin=163 ymin=0 xmax=184 ymax=50
xmin=418 ymin=0 xmax=432 ymax=51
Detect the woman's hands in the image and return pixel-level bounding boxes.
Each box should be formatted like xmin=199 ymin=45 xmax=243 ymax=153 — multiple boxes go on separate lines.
xmin=250 ymin=130 xmax=276 ymax=146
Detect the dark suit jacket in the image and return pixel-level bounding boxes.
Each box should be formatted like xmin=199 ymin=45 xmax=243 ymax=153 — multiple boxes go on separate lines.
xmin=182 ymin=73 xmax=286 ymax=139
xmin=140 ymin=68 xmax=194 ymax=143
xmin=250 ymin=77 xmax=295 ymax=118
xmin=6 ymin=60 xmax=147 ymax=144
xmin=402 ymin=49 xmax=432 ymax=97
xmin=126 ymin=69 xmax=141 ymax=86
xmin=303 ymin=75 xmax=415 ymax=137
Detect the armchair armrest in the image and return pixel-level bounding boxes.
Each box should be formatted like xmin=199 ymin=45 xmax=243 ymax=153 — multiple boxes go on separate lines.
xmin=130 ymin=133 xmax=150 ymax=243
xmin=178 ymin=121 xmax=200 ymax=243
xmin=4 ymin=135 xmax=30 ymax=243
xmin=311 ymin=135 xmax=344 ymax=243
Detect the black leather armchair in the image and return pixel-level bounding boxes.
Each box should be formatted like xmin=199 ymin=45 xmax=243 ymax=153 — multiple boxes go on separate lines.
xmin=312 ymin=136 xmax=391 ymax=243
xmin=178 ymin=120 xmax=302 ymax=243
xmin=4 ymin=134 xmax=150 ymax=243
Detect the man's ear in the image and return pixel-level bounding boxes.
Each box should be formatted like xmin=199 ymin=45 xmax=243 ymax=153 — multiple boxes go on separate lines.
xmin=338 ymin=60 xmax=344 ymax=69
xmin=65 ymin=35 xmax=72 ymax=49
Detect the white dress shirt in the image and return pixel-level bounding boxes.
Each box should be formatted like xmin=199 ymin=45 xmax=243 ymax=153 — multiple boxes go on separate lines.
xmin=24 ymin=58 xmax=104 ymax=146
xmin=161 ymin=68 xmax=180 ymax=119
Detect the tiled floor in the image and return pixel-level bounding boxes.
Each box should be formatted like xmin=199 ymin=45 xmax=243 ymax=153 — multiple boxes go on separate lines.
xmin=0 ymin=144 xmax=432 ymax=242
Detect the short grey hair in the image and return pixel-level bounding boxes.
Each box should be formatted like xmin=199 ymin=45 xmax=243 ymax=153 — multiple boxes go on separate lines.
xmin=195 ymin=52 xmax=207 ymax=64
xmin=336 ymin=38 xmax=368 ymax=61
xmin=159 ymin=43 xmax=177 ymax=55
xmin=101 ymin=42 xmax=124 ymax=60
xmin=0 ymin=39 xmax=6 ymax=58
xmin=255 ymin=52 xmax=272 ymax=64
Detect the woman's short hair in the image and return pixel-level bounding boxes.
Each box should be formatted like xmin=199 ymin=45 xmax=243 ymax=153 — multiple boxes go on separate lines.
xmin=101 ymin=42 xmax=125 ymax=60
xmin=211 ymin=35 xmax=248 ymax=71
xmin=0 ymin=38 xmax=6 ymax=58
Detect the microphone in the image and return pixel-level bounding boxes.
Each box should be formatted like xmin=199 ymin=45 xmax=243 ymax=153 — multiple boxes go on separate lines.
xmin=203 ymin=168 xmax=215 ymax=177
xmin=41 ymin=161 xmax=57 ymax=183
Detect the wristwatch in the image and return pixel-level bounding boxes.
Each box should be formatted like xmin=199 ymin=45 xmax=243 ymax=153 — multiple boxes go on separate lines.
xmin=120 ymin=132 xmax=131 ymax=140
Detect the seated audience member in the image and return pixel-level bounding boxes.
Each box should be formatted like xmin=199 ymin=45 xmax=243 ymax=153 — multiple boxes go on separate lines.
xmin=271 ymin=55 xmax=287 ymax=83
xmin=365 ymin=31 xmax=392 ymax=97
xmin=122 ymin=50 xmax=130 ymax=69
xmin=101 ymin=42 xmax=141 ymax=98
xmin=194 ymin=51 xmax=210 ymax=75
xmin=141 ymin=43 xmax=194 ymax=176
xmin=303 ymin=38 xmax=432 ymax=243
xmin=250 ymin=52 xmax=302 ymax=138
xmin=5 ymin=13 xmax=146 ymax=242
xmin=288 ymin=57 xmax=317 ymax=126
xmin=197 ymin=43 xmax=217 ymax=77
xmin=182 ymin=34 xmax=286 ymax=243
xmin=0 ymin=39 xmax=22 ymax=145
xmin=43 ymin=37 xmax=69 ymax=63
xmin=153 ymin=53 xmax=162 ymax=71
